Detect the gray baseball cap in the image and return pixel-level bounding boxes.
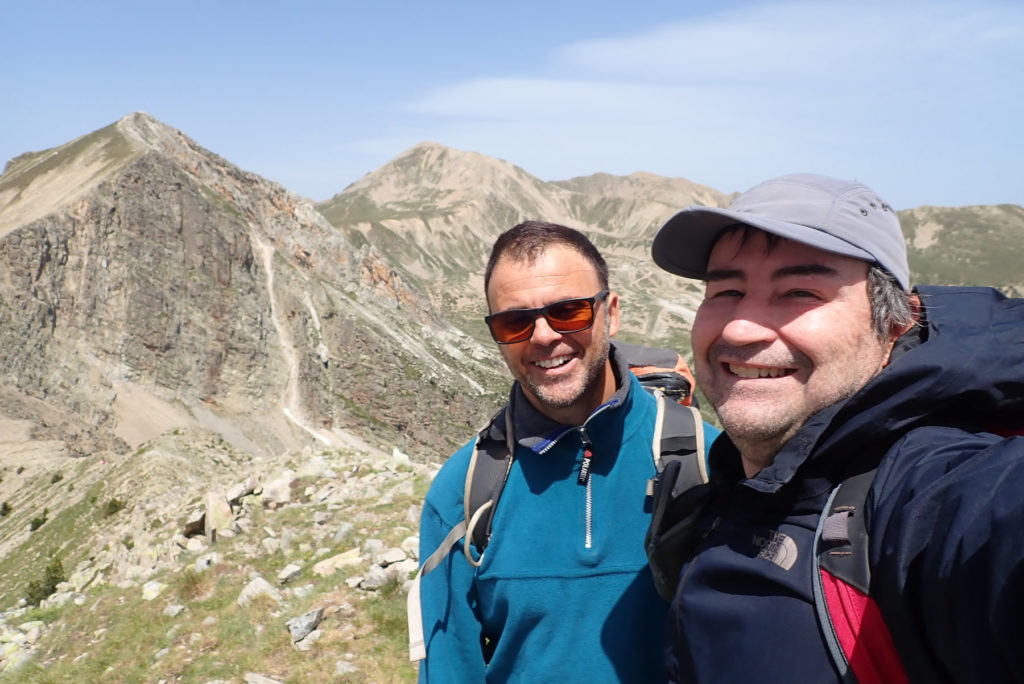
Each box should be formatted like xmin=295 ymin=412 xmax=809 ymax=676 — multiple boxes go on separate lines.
xmin=651 ymin=173 xmax=910 ymax=290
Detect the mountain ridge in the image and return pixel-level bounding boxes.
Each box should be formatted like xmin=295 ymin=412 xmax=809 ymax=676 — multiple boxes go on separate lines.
xmin=1 ymin=112 xmax=1023 ymax=680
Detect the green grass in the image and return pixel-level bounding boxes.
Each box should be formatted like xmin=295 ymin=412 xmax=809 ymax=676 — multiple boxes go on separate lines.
xmin=0 ymin=444 xmax=433 ymax=683
xmin=0 ymin=481 xmax=108 ymax=608
xmin=3 ymin=542 xmax=419 ymax=683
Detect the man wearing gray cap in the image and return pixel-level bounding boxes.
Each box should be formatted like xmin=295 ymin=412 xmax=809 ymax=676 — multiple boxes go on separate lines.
xmin=646 ymin=173 xmax=1024 ymax=683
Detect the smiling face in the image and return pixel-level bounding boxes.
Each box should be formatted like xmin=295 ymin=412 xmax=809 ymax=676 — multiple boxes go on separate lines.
xmin=486 ymin=244 xmax=620 ymax=426
xmin=692 ymin=229 xmax=896 ymax=475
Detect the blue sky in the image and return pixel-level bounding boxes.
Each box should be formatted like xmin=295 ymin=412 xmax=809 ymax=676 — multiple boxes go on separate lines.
xmin=3 ymin=0 xmax=1022 ymax=209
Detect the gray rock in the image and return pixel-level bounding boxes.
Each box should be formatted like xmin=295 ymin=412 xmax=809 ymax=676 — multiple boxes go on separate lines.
xmin=374 ymin=547 xmax=408 ymax=566
xmin=277 ymin=563 xmax=302 ymax=585
xmin=336 ymin=659 xmax=360 ymax=676
xmin=261 ymin=471 xmax=295 ymax=506
xmin=293 ymin=628 xmax=321 ymax=652
xmin=400 ymin=535 xmax=419 ymax=559
xmin=163 ymin=604 xmax=186 ymax=618
xmin=186 ymin=537 xmax=208 ymax=554
xmin=142 ymin=581 xmax=165 ymax=601
xmin=292 ymin=584 xmax=315 ymax=599
xmin=312 ymin=548 xmax=361 ymax=576
xmin=194 ymin=552 xmax=221 ymax=573
xmin=359 ymin=565 xmax=391 ymax=591
xmin=243 ymin=675 xmax=283 ymax=684
xmin=205 ymin=491 xmax=234 ymax=542
xmin=285 ymin=607 xmax=324 ymax=642
xmin=226 ymin=475 xmax=259 ymax=504
xmin=387 ymin=558 xmax=420 ymax=583
xmin=331 ymin=521 xmax=354 ymax=544
xmin=237 ymin=576 xmax=283 ymax=607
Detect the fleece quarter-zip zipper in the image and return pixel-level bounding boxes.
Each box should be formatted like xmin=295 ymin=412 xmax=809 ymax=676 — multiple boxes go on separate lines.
xmin=577 ymin=427 xmax=594 ymax=548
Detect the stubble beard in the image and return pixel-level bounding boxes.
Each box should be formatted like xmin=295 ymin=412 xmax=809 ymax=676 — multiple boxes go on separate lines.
xmin=526 ymin=335 xmax=611 ymax=411
xmin=703 ymin=366 xmax=879 ymax=461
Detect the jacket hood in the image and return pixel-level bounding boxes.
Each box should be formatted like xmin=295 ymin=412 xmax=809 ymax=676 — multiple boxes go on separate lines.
xmin=739 ymin=285 xmax=1024 ymax=494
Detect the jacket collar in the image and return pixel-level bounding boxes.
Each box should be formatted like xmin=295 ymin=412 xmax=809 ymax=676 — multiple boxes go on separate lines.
xmin=507 ymin=342 xmax=632 ymax=454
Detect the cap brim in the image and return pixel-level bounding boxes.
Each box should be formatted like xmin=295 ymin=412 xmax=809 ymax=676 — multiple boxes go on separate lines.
xmin=651 ymin=206 xmax=877 ymax=280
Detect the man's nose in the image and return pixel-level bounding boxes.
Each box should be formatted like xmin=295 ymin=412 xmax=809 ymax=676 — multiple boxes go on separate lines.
xmin=529 ymin=315 xmax=564 ymax=344
xmin=719 ymin=302 xmax=779 ymax=347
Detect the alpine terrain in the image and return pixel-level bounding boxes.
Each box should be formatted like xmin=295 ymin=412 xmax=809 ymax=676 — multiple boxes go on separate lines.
xmin=0 ymin=113 xmax=1021 ymax=681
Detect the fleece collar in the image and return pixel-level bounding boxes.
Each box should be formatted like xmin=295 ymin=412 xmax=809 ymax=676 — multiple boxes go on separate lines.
xmin=506 ymin=342 xmax=632 ymax=455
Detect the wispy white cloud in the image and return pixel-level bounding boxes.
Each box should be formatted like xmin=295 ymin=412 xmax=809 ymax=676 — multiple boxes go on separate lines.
xmin=392 ymin=1 xmax=1024 ymax=207
xmin=554 ymin=2 xmax=1024 ymax=86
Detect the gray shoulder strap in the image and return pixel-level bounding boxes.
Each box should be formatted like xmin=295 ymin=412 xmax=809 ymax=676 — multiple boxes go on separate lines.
xmin=651 ymin=391 xmax=708 ymax=497
xmin=463 ymin=406 xmax=514 ymax=565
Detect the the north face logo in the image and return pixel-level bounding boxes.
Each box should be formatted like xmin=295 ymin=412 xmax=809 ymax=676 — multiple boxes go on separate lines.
xmin=753 ymin=530 xmax=798 ymax=571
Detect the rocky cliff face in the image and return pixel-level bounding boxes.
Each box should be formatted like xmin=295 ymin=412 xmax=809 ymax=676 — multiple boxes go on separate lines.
xmin=0 ymin=114 xmax=502 ymax=466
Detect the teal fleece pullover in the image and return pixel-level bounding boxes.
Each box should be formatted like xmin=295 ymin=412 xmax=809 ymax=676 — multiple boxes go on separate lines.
xmin=417 ymin=354 xmax=719 ymax=683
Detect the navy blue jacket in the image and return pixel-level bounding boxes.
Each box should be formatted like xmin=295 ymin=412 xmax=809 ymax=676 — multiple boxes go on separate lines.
xmin=667 ymin=286 xmax=1024 ymax=683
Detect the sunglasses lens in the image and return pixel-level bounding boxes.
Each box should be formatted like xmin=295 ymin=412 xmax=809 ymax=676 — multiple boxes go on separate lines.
xmin=545 ymin=299 xmax=594 ymax=333
xmin=486 ymin=292 xmax=604 ymax=344
xmin=489 ymin=311 xmax=535 ymax=344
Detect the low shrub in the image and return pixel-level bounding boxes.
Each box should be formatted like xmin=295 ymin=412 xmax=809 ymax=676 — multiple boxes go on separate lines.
xmin=29 ymin=508 xmax=49 ymax=531
xmin=103 ymin=498 xmax=126 ymax=517
xmin=25 ymin=555 xmax=66 ymax=606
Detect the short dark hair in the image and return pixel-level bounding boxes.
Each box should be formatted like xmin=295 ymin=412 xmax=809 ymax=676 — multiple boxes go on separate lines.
xmin=484 ymin=221 xmax=609 ymax=296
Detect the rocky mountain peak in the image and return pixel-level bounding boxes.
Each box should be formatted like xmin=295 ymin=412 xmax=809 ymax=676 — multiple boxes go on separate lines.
xmin=324 ymin=141 xmax=571 ymax=224
xmin=0 ymin=114 xmax=499 ymax=470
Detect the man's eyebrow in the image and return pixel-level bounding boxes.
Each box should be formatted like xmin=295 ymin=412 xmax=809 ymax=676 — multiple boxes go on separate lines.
xmin=704 ymin=268 xmax=743 ymax=282
xmin=704 ymin=263 xmax=839 ymax=282
xmin=774 ymin=263 xmax=839 ymax=279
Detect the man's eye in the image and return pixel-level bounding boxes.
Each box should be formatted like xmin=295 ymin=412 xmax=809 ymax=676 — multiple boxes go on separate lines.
xmin=784 ymin=289 xmax=818 ymax=299
xmin=708 ymin=289 xmax=743 ymax=298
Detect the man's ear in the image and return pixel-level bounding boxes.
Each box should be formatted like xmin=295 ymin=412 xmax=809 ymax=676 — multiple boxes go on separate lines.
xmin=896 ymin=293 xmax=923 ymax=338
xmin=606 ymin=291 xmax=621 ymax=337
xmin=883 ymin=293 xmax=922 ymax=362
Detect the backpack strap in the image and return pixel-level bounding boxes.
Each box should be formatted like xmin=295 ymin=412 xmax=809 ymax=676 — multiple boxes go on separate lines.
xmin=812 ymin=469 xmax=909 ymax=684
xmin=407 ymin=407 xmax=514 ymax=663
xmin=642 ymin=390 xmax=712 ymax=601
xmin=408 ymin=521 xmax=469 ymax=661
xmin=463 ymin=406 xmax=515 ymax=565
xmin=649 ymin=390 xmax=707 ymax=497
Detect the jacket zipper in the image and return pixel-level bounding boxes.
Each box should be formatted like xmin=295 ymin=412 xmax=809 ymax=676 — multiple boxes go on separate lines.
xmin=577 ymin=427 xmax=594 ymax=548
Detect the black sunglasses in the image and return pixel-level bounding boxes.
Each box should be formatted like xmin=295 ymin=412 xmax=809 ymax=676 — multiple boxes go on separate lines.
xmin=485 ymin=290 xmax=610 ymax=344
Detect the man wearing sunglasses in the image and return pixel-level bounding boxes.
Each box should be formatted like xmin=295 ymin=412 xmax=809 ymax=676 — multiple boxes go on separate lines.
xmin=416 ymin=221 xmax=719 ymax=683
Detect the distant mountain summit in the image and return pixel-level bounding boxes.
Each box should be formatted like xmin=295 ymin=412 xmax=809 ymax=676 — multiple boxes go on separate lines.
xmin=323 ymin=142 xmax=572 ymax=220
xmin=317 ymin=141 xmax=730 ymax=347
xmin=0 ymin=114 xmax=499 ymax=466
xmin=1 ymin=114 xmax=1022 ymax=474
xmin=318 ymin=142 xmax=581 ymax=307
